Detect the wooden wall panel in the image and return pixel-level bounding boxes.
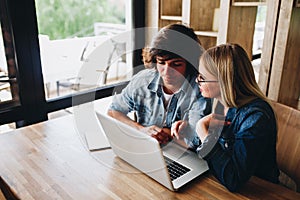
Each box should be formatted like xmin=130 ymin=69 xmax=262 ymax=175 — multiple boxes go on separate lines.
xmin=160 ymin=0 xmax=182 ymax=16
xmin=198 ymin=36 xmax=217 ymax=50
xmin=277 ymin=7 xmax=300 ymax=107
xmin=190 ymin=0 xmax=220 ymax=31
xmin=226 ymin=6 xmax=257 ymax=59
xmin=258 ymin=0 xmax=280 ymax=94
xmin=268 ymin=0 xmax=300 ymax=108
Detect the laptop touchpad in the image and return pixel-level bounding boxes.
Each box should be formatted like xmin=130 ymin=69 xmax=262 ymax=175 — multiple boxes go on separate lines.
xmin=162 ymin=141 xmax=191 ymax=159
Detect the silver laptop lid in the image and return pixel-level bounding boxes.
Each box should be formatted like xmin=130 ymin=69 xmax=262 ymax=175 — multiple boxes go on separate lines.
xmin=97 ymin=112 xmax=174 ymax=190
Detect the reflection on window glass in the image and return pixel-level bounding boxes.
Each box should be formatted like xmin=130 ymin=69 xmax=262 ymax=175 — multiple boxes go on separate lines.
xmin=252 ymin=5 xmax=267 ymax=83
xmin=0 ymin=24 xmax=16 ymax=134
xmin=0 ymin=25 xmax=13 ymax=103
xmin=35 ymin=0 xmax=130 ymax=99
xmin=253 ymin=5 xmax=267 ymax=54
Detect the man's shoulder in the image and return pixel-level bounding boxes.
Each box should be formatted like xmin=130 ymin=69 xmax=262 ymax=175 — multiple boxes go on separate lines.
xmin=135 ymin=68 xmax=157 ymax=77
xmin=131 ymin=68 xmax=158 ymax=82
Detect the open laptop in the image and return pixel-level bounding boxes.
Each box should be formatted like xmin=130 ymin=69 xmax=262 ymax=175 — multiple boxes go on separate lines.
xmin=73 ymin=98 xmax=113 ymax=151
xmin=96 ymin=112 xmax=209 ymax=191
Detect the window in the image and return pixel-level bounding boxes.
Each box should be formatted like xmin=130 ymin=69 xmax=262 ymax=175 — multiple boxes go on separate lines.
xmin=253 ymin=5 xmax=267 ymax=55
xmin=0 ymin=0 xmax=144 ymax=131
xmin=35 ymin=0 xmax=131 ymax=99
xmin=0 ymin=3 xmax=19 ymax=107
xmin=0 ymin=26 xmax=13 ymax=103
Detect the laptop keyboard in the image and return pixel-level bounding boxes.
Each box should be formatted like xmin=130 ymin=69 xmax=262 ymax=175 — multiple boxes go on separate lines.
xmin=164 ymin=156 xmax=191 ymax=181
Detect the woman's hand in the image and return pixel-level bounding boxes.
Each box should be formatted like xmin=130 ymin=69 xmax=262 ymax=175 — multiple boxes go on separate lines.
xmin=196 ymin=113 xmax=229 ymax=142
xmin=196 ymin=114 xmax=211 ymax=142
xmin=171 ymin=120 xmax=187 ymax=139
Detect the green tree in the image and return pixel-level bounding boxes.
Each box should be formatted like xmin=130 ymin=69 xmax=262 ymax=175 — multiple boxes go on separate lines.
xmin=35 ymin=0 xmax=125 ymax=40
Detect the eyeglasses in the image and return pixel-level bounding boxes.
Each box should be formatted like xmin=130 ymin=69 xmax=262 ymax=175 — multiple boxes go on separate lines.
xmin=196 ymin=74 xmax=218 ymax=85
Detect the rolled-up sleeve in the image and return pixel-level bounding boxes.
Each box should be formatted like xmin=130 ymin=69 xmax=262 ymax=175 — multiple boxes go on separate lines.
xmin=109 ymin=80 xmax=135 ymax=115
xmin=183 ymin=94 xmax=212 ymax=148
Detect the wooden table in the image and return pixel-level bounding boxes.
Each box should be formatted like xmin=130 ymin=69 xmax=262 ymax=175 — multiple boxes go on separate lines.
xmin=0 ymin=115 xmax=299 ymax=200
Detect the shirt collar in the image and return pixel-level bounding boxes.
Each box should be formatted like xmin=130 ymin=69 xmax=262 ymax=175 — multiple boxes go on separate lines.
xmin=147 ymin=72 xmax=162 ymax=97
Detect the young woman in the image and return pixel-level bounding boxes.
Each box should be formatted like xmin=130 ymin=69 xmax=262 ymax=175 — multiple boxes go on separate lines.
xmin=108 ymin=24 xmax=211 ymax=145
xmin=194 ymin=43 xmax=279 ymax=191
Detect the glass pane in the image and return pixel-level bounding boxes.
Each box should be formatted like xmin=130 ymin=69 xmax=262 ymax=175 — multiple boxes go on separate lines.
xmin=35 ymin=0 xmax=131 ymax=99
xmin=252 ymin=5 xmax=267 ymax=82
xmin=0 ymin=1 xmax=19 ymax=133
xmin=0 ymin=5 xmax=19 ymax=106
xmin=0 ymin=26 xmax=12 ymax=103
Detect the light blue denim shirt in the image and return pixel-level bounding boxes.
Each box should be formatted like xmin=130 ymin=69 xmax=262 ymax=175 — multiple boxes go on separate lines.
xmin=109 ymin=69 xmax=211 ymax=145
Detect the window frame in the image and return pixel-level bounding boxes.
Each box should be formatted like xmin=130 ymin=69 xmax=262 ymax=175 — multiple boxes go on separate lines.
xmin=0 ymin=0 xmax=145 ymax=128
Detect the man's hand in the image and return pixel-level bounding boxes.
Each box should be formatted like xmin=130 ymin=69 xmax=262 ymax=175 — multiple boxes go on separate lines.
xmin=140 ymin=126 xmax=172 ymax=144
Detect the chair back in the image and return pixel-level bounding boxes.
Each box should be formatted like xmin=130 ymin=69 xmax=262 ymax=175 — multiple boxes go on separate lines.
xmin=102 ymin=39 xmax=126 ymax=84
xmin=271 ymin=101 xmax=300 ymax=192
xmin=107 ymin=40 xmax=126 ymax=66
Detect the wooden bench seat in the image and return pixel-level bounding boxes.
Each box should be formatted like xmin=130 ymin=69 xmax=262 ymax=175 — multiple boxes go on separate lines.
xmin=271 ymin=102 xmax=300 ymax=192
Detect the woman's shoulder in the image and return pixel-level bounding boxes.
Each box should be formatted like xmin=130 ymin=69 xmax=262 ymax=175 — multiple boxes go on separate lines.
xmin=237 ymin=98 xmax=274 ymax=120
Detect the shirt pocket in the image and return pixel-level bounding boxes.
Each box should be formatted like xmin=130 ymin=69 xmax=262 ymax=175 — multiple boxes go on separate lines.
xmin=133 ymin=94 xmax=153 ymax=124
xmin=219 ymin=126 xmax=235 ymax=152
xmin=219 ymin=137 xmax=235 ymax=152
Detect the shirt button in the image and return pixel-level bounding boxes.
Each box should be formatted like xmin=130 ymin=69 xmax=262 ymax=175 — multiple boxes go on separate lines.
xmin=225 ymin=142 xmax=228 ymax=148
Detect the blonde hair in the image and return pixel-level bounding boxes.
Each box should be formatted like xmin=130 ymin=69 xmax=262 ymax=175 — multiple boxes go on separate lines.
xmin=200 ymin=43 xmax=267 ymax=108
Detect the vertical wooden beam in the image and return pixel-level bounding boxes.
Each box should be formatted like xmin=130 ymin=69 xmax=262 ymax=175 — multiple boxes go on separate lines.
xmin=217 ymin=0 xmax=231 ymax=44
xmin=146 ymin=0 xmax=159 ymax=28
xmin=267 ymin=0 xmax=300 ymax=108
xmin=258 ymin=0 xmax=281 ymax=94
xmin=145 ymin=0 xmax=159 ymax=45
xmin=182 ymin=0 xmax=191 ymax=26
xmin=281 ymin=7 xmax=300 ymax=107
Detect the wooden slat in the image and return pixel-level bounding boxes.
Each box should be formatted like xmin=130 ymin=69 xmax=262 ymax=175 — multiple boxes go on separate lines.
xmin=226 ymin=6 xmax=257 ymax=59
xmin=0 ymin=115 xmax=300 ymax=199
xmin=267 ymin=0 xmax=294 ymax=101
xmin=181 ymin=0 xmax=191 ymax=25
xmin=232 ymin=0 xmax=267 ymax=6
xmin=271 ymin=101 xmax=300 ymax=192
xmin=160 ymin=15 xmax=182 ymax=21
xmin=277 ymin=5 xmax=300 ymax=107
xmin=258 ymin=0 xmax=281 ymax=94
xmin=190 ymin=0 xmax=220 ymax=31
xmin=217 ymin=0 xmax=231 ymax=44
xmin=268 ymin=0 xmax=300 ymax=108
xmin=195 ymin=31 xmax=218 ymax=37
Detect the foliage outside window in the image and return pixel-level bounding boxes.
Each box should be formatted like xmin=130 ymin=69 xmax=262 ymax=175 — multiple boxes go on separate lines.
xmin=35 ymin=0 xmax=125 ymax=39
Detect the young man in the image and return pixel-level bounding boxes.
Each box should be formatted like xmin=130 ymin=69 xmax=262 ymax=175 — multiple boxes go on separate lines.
xmin=108 ymin=24 xmax=211 ymax=146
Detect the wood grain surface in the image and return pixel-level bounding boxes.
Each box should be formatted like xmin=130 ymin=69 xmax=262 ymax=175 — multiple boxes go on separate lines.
xmin=0 ymin=115 xmax=299 ymax=200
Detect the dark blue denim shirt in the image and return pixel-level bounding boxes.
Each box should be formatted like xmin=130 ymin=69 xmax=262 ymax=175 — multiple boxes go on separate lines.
xmin=196 ymin=98 xmax=279 ymax=192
